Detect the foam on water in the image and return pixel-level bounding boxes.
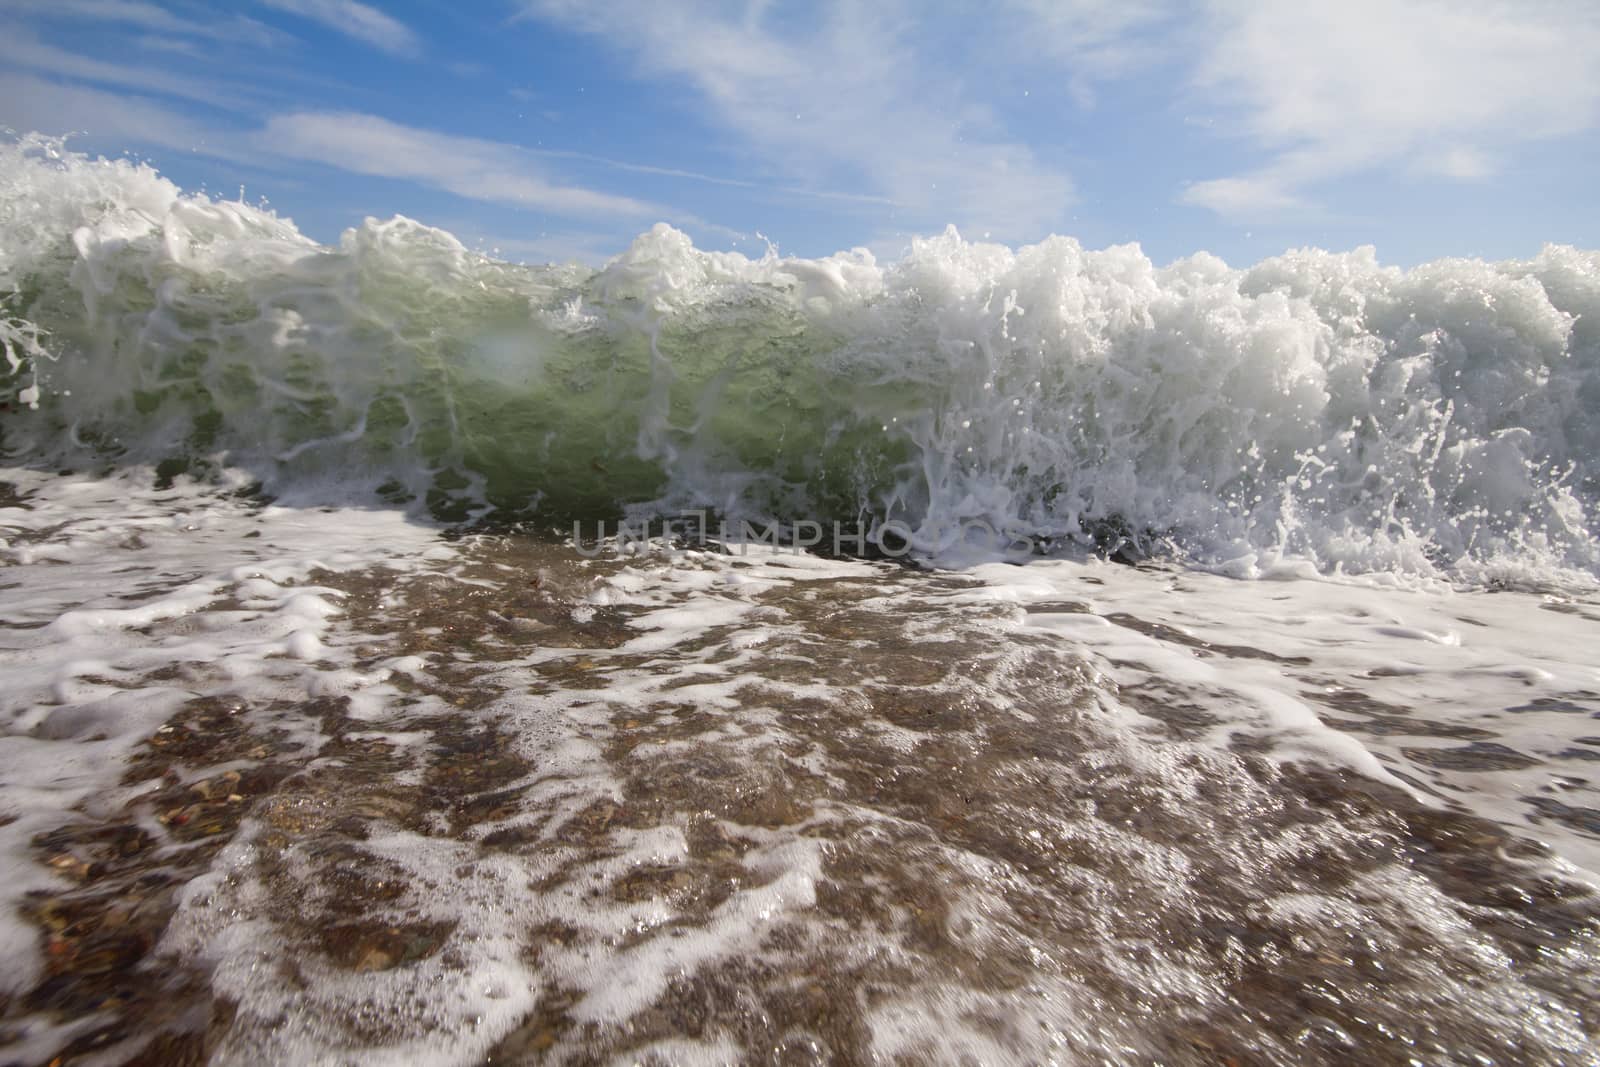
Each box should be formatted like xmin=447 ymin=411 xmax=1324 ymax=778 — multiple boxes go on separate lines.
xmin=1 ymin=471 xmax=1598 ymax=1063
xmin=0 ymin=467 xmax=454 ymax=1059
xmin=3 ymin=133 xmax=1598 ymax=586
xmin=968 ymin=558 xmax=1600 ymax=874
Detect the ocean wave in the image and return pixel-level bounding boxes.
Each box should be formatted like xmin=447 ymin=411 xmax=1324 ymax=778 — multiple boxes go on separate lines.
xmin=3 ymin=133 xmax=1597 ymax=584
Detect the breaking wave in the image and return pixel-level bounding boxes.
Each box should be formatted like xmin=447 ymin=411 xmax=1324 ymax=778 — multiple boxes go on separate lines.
xmin=3 ymin=133 xmax=1597 ymax=583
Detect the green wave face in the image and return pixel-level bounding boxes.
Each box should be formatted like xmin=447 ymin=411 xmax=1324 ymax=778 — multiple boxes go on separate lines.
xmin=4 ymin=135 xmax=1600 ymax=581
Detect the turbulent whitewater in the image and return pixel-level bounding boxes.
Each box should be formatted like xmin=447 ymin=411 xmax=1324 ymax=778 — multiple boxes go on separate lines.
xmin=3 ymin=134 xmax=1600 ymax=1066
xmin=4 ymin=134 xmax=1598 ymax=584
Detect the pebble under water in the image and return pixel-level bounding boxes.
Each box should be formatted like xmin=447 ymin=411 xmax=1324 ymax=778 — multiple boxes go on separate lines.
xmin=1 ymin=470 xmax=1597 ymax=1065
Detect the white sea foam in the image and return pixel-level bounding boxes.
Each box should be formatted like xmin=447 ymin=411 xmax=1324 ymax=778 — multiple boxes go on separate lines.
xmin=2 ymin=474 xmax=1597 ymax=1061
xmin=0 ymin=467 xmax=450 ymax=1053
xmin=2 ymin=134 xmax=1597 ymax=586
xmin=970 ymin=557 xmax=1600 ymax=873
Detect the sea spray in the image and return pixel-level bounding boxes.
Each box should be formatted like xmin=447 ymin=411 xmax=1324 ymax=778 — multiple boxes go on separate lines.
xmin=2 ymin=133 xmax=1597 ymax=582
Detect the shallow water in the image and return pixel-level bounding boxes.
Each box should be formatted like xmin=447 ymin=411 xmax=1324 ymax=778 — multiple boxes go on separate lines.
xmin=2 ymin=469 xmax=1597 ymax=1065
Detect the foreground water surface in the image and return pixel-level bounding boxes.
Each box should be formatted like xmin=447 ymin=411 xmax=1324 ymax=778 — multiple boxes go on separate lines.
xmin=1 ymin=470 xmax=1596 ymax=1065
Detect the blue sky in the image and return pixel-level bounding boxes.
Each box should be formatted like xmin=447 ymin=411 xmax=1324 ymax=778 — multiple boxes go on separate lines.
xmin=3 ymin=0 xmax=1598 ymax=267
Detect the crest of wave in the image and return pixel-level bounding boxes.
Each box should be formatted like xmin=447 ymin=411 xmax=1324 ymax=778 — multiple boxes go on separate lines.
xmin=808 ymin=229 xmax=1600 ymax=584
xmin=2 ymin=133 xmax=1598 ymax=586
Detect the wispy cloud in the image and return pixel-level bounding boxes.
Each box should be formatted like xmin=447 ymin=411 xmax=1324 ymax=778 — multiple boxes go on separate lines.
xmin=1177 ymin=174 xmax=1313 ymax=223
xmin=134 ymin=35 xmax=207 ymax=58
xmin=261 ymin=111 xmax=666 ymax=218
xmin=1001 ymin=0 xmax=1176 ymax=107
xmin=1184 ymin=0 xmax=1600 ymax=220
xmin=0 ymin=72 xmax=222 ymax=154
xmin=0 ymin=28 xmax=250 ymax=110
xmin=260 ymin=0 xmax=420 ymax=57
xmin=518 ymin=0 xmax=1075 ymax=241
xmin=5 ymin=0 xmax=288 ymax=48
xmin=0 ymin=82 xmax=684 ymax=230
xmin=533 ymin=147 xmax=897 ymax=207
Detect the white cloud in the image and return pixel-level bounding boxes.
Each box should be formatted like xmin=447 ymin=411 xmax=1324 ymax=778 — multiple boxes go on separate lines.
xmin=0 ymin=72 xmax=221 ymax=153
xmin=518 ymin=0 xmax=1075 ymax=241
xmin=533 ymin=147 xmax=895 ymax=207
xmin=261 ymin=111 xmax=666 ymax=218
xmin=0 ymin=67 xmax=681 ymax=227
xmin=1430 ymin=147 xmax=1493 ymax=182
xmin=1180 ymin=174 xmax=1310 ymax=222
xmin=1187 ymin=0 xmax=1600 ymax=219
xmin=259 ymin=0 xmax=419 ymax=57
xmin=134 ymin=35 xmax=207 ymax=58
xmin=0 ymin=29 xmax=250 ymax=109
xmin=1002 ymin=0 xmax=1175 ymax=107
xmin=5 ymin=0 xmax=287 ymax=47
